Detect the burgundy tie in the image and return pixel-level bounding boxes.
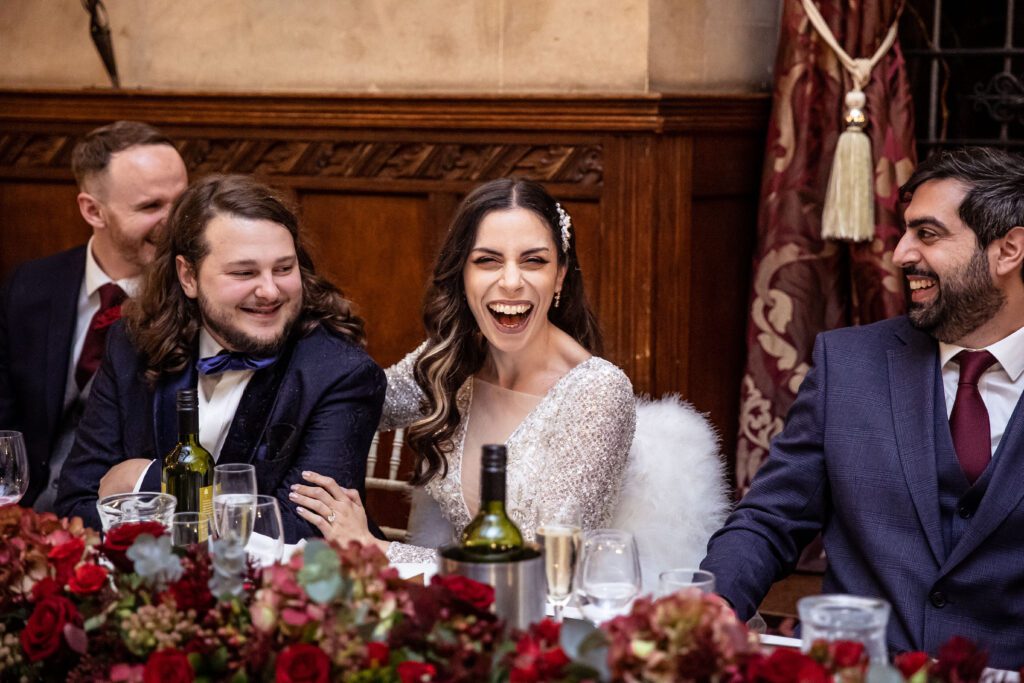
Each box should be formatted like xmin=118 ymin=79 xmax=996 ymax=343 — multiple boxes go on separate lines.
xmin=75 ymin=283 xmax=127 ymax=390
xmin=949 ymin=350 xmax=997 ymax=484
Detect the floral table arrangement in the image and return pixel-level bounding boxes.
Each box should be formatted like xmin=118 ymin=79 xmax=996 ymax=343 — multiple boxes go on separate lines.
xmin=0 ymin=506 xmax=1011 ymax=682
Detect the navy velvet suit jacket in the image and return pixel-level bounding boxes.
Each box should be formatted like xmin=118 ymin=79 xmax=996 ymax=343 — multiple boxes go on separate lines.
xmin=701 ymin=316 xmax=1024 ymax=668
xmin=55 ymin=322 xmax=386 ymax=544
xmin=0 ymin=245 xmax=87 ymax=506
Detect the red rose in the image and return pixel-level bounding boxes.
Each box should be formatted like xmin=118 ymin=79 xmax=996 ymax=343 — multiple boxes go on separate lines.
xmin=143 ymin=648 xmax=193 ymax=683
xmin=753 ymin=649 xmax=829 ymax=683
xmin=31 ymin=577 xmax=63 ymax=601
xmin=894 ymin=652 xmax=931 ymax=679
xmin=365 ymin=641 xmax=390 ymax=667
xmin=831 ymin=641 xmax=867 ymax=668
xmin=20 ymin=595 xmax=80 ymax=662
xmin=48 ymin=537 xmax=85 ymax=584
xmin=432 ymin=574 xmax=495 ymax=610
xmin=397 ymin=661 xmax=436 ymax=683
xmin=934 ymin=636 xmax=988 ymax=681
xmin=101 ymin=521 xmax=166 ymax=572
xmin=68 ymin=563 xmax=109 ymax=595
xmin=531 ymin=618 xmax=561 ymax=645
xmin=275 ymin=643 xmax=330 ymax=683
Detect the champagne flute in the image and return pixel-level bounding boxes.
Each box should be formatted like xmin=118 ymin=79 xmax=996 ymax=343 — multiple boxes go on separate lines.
xmin=576 ymin=529 xmax=641 ymax=625
xmin=0 ymin=431 xmax=29 ymax=506
xmin=213 ymin=463 xmax=257 ymax=538
xmin=536 ymin=501 xmax=582 ymax=621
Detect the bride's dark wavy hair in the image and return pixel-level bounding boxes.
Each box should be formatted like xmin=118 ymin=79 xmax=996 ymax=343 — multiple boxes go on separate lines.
xmin=124 ymin=174 xmax=366 ymax=384
xmin=408 ymin=178 xmax=602 ymax=484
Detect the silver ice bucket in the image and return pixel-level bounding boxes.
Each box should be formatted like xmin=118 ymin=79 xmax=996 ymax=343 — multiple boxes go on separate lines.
xmin=438 ymin=544 xmax=545 ymax=630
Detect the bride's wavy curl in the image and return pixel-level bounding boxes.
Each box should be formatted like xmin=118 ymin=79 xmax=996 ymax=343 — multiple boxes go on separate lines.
xmin=408 ymin=178 xmax=602 ymax=484
xmin=124 ymin=174 xmax=365 ymax=384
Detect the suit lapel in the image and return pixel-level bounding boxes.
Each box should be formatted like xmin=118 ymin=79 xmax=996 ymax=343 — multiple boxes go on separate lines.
xmin=44 ymin=248 xmax=86 ymax=432
xmin=888 ymin=322 xmax=945 ymax=565
xmin=942 ymin=390 xmax=1024 ymax=573
xmin=217 ymin=357 xmax=287 ymax=465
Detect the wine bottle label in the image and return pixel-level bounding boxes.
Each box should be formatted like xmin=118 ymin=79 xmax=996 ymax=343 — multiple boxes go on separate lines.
xmin=198 ymin=485 xmax=213 ymax=542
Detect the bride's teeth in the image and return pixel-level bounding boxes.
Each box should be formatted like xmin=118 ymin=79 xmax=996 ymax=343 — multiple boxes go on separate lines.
xmin=489 ymin=303 xmax=531 ymax=315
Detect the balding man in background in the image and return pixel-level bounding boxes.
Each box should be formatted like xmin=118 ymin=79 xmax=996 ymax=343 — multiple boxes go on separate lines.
xmin=0 ymin=121 xmax=188 ymax=511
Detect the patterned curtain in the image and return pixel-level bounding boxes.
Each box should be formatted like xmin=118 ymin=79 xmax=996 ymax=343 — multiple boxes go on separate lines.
xmin=736 ymin=0 xmax=917 ymax=492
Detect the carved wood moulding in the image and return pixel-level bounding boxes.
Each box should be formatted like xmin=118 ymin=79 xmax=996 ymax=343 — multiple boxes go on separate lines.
xmin=0 ymin=130 xmax=604 ymax=187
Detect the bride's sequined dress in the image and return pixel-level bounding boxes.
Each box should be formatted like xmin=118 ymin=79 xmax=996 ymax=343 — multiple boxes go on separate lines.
xmin=382 ymin=345 xmax=636 ymax=564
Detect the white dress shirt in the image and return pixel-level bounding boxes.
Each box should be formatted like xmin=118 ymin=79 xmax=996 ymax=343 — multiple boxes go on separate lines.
xmin=196 ymin=329 xmax=255 ymax=460
xmin=939 ymin=323 xmax=1024 ymax=457
xmin=133 ymin=328 xmax=255 ymax=491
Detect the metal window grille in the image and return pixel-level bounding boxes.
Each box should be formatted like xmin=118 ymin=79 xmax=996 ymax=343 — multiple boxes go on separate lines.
xmin=902 ymin=0 xmax=1023 ymax=155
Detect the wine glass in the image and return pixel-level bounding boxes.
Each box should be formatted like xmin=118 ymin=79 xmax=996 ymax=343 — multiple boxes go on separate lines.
xmin=576 ymin=529 xmax=641 ymax=624
xmin=213 ymin=463 xmax=257 ymax=535
xmin=218 ymin=494 xmax=284 ymax=567
xmin=0 ymin=431 xmax=29 ymax=506
xmin=536 ymin=501 xmax=582 ymax=621
xmin=658 ymin=568 xmax=715 ymax=596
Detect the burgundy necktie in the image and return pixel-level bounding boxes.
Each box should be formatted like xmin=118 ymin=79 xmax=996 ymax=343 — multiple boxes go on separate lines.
xmin=949 ymin=350 xmax=997 ymax=484
xmin=74 ymin=282 xmax=127 ymax=390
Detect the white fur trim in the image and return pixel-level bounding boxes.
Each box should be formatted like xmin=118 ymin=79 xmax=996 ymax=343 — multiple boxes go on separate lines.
xmin=612 ymin=394 xmax=731 ymax=593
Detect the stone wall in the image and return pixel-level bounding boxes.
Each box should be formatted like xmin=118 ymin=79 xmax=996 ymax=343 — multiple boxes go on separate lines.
xmin=0 ymin=0 xmax=779 ymax=92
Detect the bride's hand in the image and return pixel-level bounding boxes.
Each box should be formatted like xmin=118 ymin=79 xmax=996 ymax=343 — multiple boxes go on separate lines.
xmin=289 ymin=471 xmax=388 ymax=553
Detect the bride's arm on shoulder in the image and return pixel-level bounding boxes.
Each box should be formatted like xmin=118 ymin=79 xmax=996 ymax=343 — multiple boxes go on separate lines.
xmin=547 ymin=362 xmax=636 ymax=530
xmin=380 ymin=341 xmax=429 ymax=432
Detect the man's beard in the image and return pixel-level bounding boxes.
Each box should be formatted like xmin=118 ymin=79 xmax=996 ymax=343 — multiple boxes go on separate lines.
xmin=198 ymin=291 xmax=300 ymax=357
xmin=907 ymin=248 xmax=1005 ymax=343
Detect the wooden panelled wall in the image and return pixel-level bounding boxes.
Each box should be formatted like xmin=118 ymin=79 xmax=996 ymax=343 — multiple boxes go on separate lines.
xmin=0 ymin=90 xmax=768 ymax=527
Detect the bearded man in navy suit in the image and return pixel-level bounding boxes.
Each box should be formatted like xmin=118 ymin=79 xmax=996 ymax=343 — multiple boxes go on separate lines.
xmin=0 ymin=121 xmax=187 ymax=510
xmin=56 ymin=174 xmax=386 ymax=543
xmin=702 ymin=147 xmax=1024 ymax=667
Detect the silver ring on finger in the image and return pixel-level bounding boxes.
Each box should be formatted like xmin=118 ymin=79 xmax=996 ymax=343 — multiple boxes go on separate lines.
xmin=327 ymin=510 xmax=336 ymax=524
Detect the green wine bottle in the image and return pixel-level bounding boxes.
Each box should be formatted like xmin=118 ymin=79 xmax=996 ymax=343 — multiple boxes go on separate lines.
xmin=162 ymin=389 xmax=214 ymax=540
xmin=460 ymin=444 xmax=524 ymax=560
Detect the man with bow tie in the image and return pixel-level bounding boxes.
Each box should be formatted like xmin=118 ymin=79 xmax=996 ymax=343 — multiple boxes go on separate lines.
xmin=701 ymin=147 xmax=1024 ymax=667
xmin=56 ymin=174 xmax=386 ymax=543
xmin=0 ymin=121 xmax=188 ymax=511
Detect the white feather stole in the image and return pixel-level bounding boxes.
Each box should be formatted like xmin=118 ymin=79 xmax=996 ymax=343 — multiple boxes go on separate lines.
xmin=612 ymin=395 xmax=731 ymax=593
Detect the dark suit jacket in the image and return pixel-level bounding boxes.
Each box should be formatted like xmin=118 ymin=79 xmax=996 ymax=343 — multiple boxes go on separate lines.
xmin=56 ymin=321 xmax=386 ymax=544
xmin=701 ymin=316 xmax=1024 ymax=668
xmin=0 ymin=245 xmax=87 ymax=506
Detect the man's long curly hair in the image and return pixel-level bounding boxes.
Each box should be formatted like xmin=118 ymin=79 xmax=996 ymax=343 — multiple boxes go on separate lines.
xmin=408 ymin=178 xmax=602 ymax=485
xmin=124 ymin=174 xmax=366 ymax=383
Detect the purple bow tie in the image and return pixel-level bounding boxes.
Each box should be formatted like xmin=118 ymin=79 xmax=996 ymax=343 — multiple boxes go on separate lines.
xmin=196 ymin=350 xmax=278 ymax=376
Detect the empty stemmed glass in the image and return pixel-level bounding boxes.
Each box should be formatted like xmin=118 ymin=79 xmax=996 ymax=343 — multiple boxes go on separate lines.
xmin=576 ymin=529 xmax=642 ymax=625
xmin=536 ymin=501 xmax=582 ymax=621
xmin=0 ymin=431 xmax=28 ymax=506
xmin=217 ymin=494 xmax=284 ymax=568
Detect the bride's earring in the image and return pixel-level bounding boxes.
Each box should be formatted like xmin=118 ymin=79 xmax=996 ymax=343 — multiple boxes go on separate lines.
xmin=554 ymin=291 xmax=561 ymax=309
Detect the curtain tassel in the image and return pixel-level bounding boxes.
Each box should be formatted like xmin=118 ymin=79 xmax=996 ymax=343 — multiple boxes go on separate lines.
xmin=821 ymin=90 xmax=874 ymax=242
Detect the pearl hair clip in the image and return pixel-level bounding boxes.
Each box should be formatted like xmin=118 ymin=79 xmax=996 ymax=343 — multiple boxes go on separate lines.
xmin=555 ymin=203 xmax=572 ymax=253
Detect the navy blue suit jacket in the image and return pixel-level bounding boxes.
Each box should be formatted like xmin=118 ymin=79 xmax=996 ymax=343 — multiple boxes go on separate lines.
xmin=701 ymin=316 xmax=1024 ymax=668
xmin=0 ymin=246 xmax=87 ymax=506
xmin=55 ymin=322 xmax=386 ymax=544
